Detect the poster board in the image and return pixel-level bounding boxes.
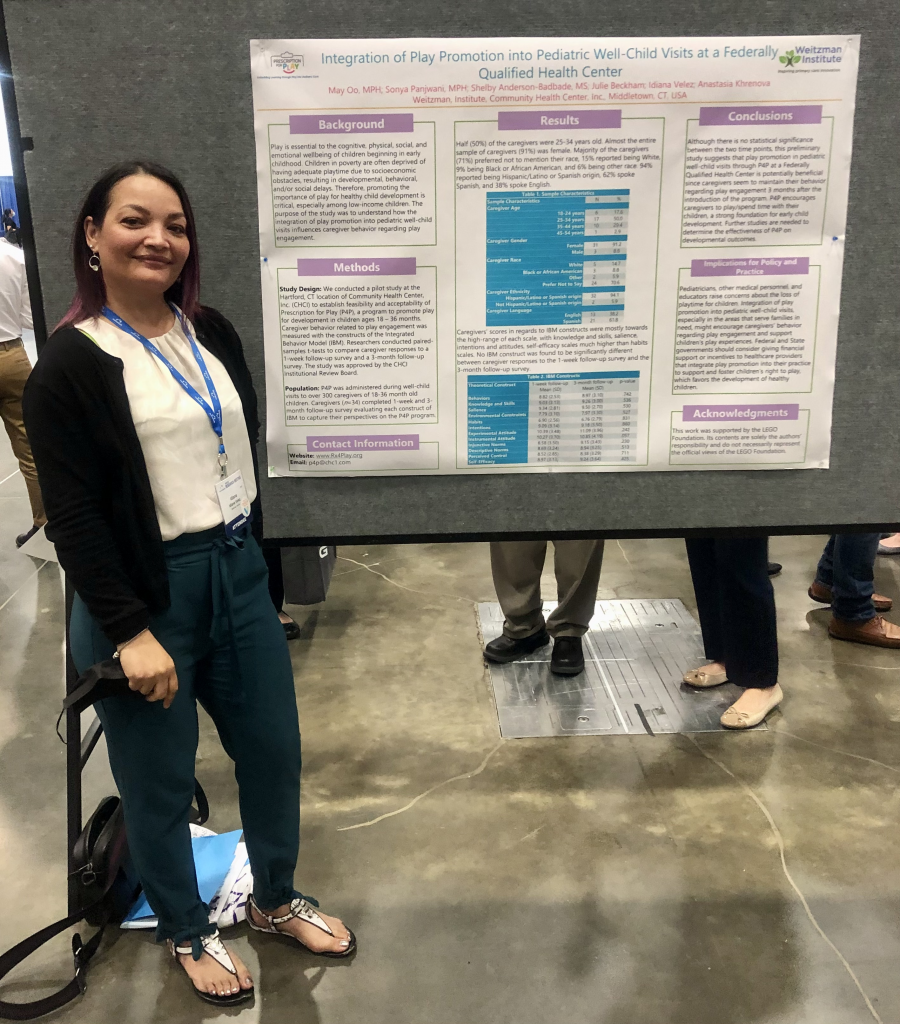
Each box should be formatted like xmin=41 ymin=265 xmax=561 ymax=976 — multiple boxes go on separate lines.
xmin=4 ymin=1 xmax=899 ymax=540
xmin=251 ymin=36 xmax=859 ymax=480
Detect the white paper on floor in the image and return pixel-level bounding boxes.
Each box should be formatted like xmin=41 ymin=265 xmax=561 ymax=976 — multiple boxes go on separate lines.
xmin=121 ymin=826 xmax=253 ymax=930
xmin=18 ymin=525 xmax=58 ymax=563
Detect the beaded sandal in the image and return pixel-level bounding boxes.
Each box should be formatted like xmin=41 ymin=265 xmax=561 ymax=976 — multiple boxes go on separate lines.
xmin=168 ymin=930 xmax=254 ymax=1006
xmin=247 ymin=893 xmax=357 ymax=958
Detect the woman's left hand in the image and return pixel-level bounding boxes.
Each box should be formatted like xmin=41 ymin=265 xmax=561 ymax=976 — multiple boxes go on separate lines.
xmin=117 ymin=630 xmax=179 ymax=708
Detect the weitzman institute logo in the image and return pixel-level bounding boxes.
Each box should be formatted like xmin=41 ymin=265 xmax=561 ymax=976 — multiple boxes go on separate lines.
xmin=778 ymin=45 xmax=843 ymax=69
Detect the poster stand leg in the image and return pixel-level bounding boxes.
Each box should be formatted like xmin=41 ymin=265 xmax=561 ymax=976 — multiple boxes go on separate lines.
xmin=64 ymin=577 xmax=104 ymax=916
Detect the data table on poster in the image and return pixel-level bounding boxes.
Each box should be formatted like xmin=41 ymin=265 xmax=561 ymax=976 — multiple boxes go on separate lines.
xmin=467 ymin=371 xmax=640 ymax=466
xmin=486 ymin=190 xmax=629 ymax=327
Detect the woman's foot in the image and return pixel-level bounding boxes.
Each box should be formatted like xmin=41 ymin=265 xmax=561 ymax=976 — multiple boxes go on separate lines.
xmin=248 ymin=897 xmax=353 ymax=955
xmin=683 ymin=661 xmax=727 ymax=688
xmin=278 ymin=611 xmax=301 ymax=640
xmin=174 ymin=939 xmax=253 ymax=1000
xmin=879 ymin=533 xmax=900 ymax=556
xmin=720 ymin=683 xmax=783 ymax=729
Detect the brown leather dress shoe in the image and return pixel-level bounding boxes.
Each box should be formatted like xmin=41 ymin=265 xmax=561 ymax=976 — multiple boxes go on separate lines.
xmin=828 ymin=615 xmax=900 ymax=648
xmin=809 ymin=580 xmax=892 ymax=612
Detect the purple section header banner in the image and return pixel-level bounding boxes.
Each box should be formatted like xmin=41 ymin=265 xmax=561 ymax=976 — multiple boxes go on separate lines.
xmin=306 ymin=435 xmax=420 ymax=451
xmin=290 ymin=114 xmax=414 ymax=134
xmin=691 ymin=257 xmax=810 ymax=277
xmin=498 ymin=109 xmax=622 ymax=131
xmin=682 ymin=405 xmax=800 ymax=423
xmin=698 ymin=105 xmax=822 ymax=126
xmin=297 ymin=258 xmax=416 ymax=277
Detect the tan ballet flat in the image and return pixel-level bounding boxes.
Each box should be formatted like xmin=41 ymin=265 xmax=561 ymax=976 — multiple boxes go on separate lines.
xmin=720 ymin=683 xmax=783 ymax=729
xmin=683 ymin=665 xmax=728 ymax=688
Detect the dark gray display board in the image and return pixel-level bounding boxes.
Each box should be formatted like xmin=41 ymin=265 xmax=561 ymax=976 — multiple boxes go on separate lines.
xmin=5 ymin=1 xmax=897 ymax=541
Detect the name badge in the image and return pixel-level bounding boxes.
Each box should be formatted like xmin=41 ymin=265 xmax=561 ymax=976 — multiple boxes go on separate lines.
xmin=215 ymin=470 xmax=252 ymax=538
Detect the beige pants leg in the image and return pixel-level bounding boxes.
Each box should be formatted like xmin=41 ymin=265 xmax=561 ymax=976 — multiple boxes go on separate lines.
xmin=0 ymin=342 xmax=46 ymax=526
xmin=490 ymin=540 xmax=549 ymax=639
xmin=545 ymin=540 xmax=604 ymax=637
xmin=490 ymin=539 xmax=604 ymax=639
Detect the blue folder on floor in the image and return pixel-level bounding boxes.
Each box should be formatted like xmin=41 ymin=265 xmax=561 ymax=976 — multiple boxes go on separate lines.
xmin=123 ymin=829 xmax=243 ymax=926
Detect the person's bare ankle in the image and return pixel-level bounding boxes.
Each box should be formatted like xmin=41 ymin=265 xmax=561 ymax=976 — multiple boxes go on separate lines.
xmin=733 ymin=686 xmax=775 ymax=709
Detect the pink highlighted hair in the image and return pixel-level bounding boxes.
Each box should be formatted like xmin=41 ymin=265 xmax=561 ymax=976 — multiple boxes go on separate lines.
xmin=56 ymin=160 xmax=201 ymax=331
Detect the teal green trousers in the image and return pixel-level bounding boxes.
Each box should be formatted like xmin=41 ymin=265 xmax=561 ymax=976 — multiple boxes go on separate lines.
xmin=70 ymin=525 xmax=302 ymax=946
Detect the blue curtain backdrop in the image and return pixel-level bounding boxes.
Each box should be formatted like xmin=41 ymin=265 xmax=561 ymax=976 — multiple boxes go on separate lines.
xmin=0 ymin=177 xmax=18 ymax=225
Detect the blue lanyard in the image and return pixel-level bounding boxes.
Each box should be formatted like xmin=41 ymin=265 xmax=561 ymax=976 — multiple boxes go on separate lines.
xmin=102 ymin=303 xmax=228 ymax=475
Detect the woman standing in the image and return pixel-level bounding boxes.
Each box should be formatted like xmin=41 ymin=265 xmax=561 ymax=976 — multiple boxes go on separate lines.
xmin=24 ymin=162 xmax=353 ymax=1006
xmin=682 ymin=536 xmax=783 ymax=729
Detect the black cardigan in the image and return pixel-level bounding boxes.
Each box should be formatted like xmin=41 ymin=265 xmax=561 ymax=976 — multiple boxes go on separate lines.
xmin=22 ymin=307 xmax=263 ymax=645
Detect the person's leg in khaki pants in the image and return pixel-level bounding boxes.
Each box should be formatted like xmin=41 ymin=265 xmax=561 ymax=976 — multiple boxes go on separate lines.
xmin=489 ymin=540 xmax=550 ymax=640
xmin=485 ymin=539 xmax=604 ymax=675
xmin=545 ymin=539 xmax=605 ymax=637
xmin=0 ymin=341 xmax=46 ymax=540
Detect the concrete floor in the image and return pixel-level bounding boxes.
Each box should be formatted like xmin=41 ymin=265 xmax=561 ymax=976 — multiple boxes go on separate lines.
xmin=2 ymin=436 xmax=900 ymax=1022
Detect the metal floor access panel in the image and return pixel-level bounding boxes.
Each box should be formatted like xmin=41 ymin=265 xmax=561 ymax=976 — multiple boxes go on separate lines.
xmin=479 ymin=599 xmax=767 ymax=737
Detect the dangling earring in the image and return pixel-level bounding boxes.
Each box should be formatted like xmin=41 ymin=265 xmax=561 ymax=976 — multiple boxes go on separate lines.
xmin=88 ymin=250 xmax=100 ymax=272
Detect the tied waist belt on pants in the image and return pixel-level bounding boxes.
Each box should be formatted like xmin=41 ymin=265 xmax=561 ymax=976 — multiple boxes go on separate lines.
xmin=162 ymin=521 xmax=253 ymax=696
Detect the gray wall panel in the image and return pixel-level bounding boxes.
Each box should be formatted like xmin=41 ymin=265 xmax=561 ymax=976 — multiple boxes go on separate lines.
xmin=7 ymin=1 xmax=897 ymax=539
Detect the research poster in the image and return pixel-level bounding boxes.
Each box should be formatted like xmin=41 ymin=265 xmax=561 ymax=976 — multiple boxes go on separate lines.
xmin=250 ymin=35 xmax=859 ymax=476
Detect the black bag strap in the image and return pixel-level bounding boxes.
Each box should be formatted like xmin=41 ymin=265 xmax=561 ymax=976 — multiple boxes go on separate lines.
xmin=60 ymin=674 xmax=100 ymax=714
xmin=0 ymin=780 xmax=208 ymax=1019
xmin=55 ymin=660 xmax=133 ymax=743
xmin=0 ymin=791 xmax=132 ymax=1018
xmin=0 ymin=869 xmax=118 ymax=1020
xmin=191 ymin=779 xmax=209 ymax=827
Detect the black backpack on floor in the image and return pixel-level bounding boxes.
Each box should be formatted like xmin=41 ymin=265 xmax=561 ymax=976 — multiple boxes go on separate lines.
xmin=0 ymin=782 xmax=208 ymax=1021
xmin=0 ymin=794 xmax=135 ymax=1020
xmin=0 ymin=659 xmax=209 ymax=1020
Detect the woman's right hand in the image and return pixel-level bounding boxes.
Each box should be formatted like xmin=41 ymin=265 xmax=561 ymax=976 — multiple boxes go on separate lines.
xmin=117 ymin=631 xmax=179 ymax=708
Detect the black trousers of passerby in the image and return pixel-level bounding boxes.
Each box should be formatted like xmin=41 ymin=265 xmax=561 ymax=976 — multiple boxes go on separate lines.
xmin=263 ymin=544 xmax=285 ymax=612
xmin=685 ymin=536 xmax=778 ymax=689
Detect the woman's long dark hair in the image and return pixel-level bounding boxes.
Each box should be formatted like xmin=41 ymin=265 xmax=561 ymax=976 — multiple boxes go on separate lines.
xmin=57 ymin=160 xmax=201 ymax=330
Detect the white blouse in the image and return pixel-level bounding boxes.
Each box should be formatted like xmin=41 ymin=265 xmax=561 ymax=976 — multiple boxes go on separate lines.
xmin=77 ymin=313 xmax=258 ymax=542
